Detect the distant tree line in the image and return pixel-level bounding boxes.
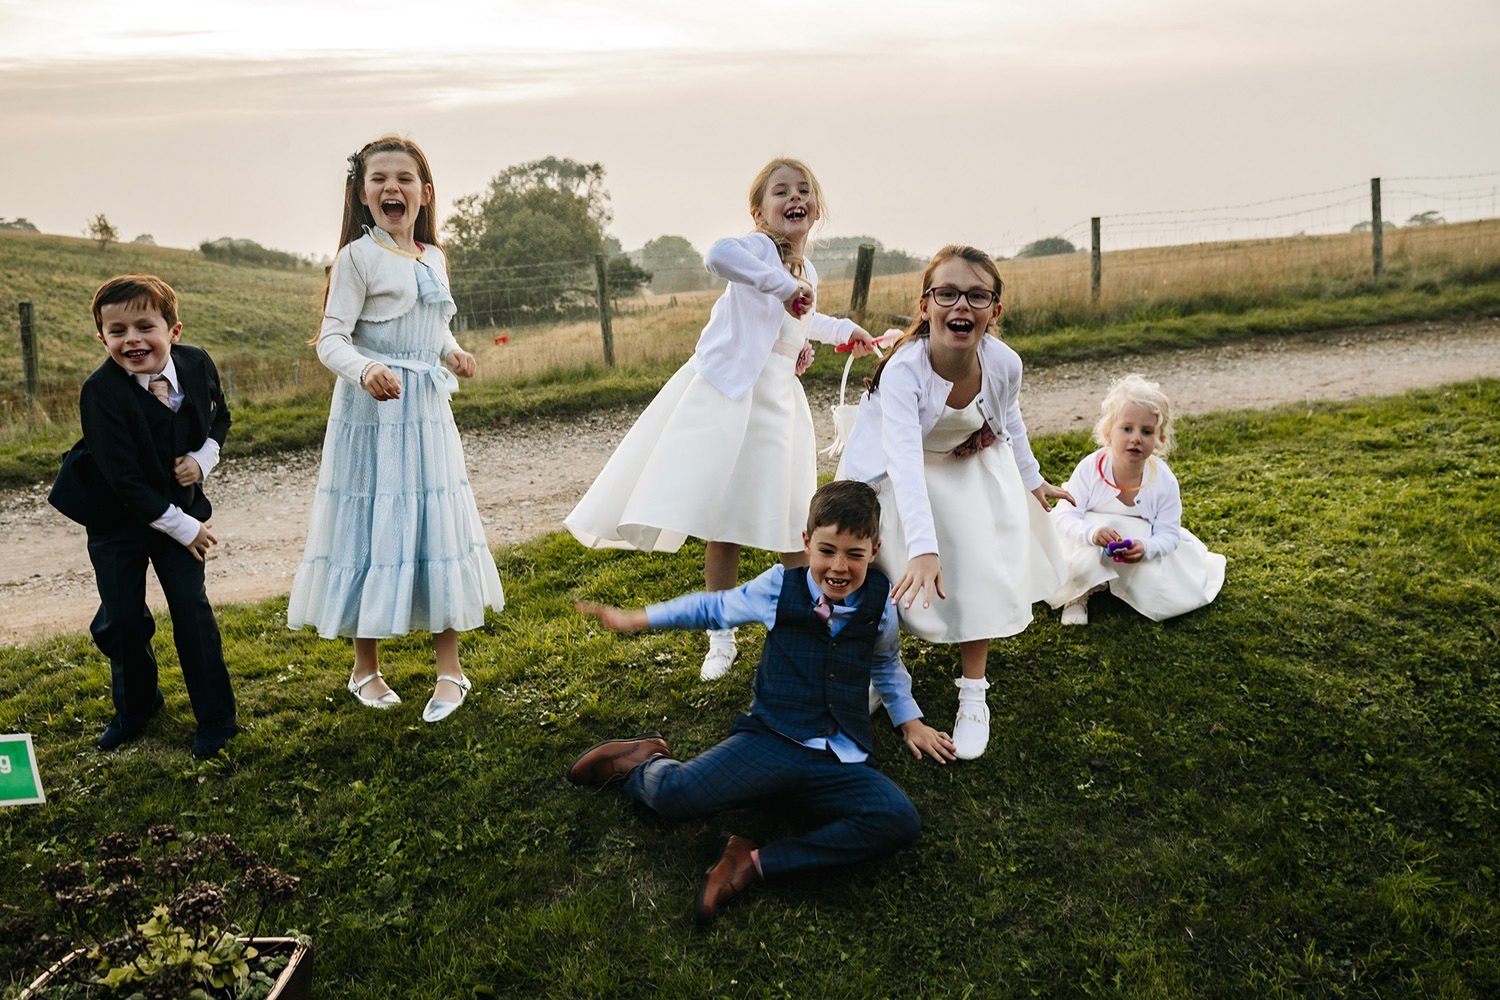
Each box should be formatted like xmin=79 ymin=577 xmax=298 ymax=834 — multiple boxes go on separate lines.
xmin=199 ymin=237 xmax=312 ymax=269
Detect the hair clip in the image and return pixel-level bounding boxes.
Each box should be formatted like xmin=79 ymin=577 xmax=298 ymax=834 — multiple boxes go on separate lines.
xmin=346 ymin=152 xmax=361 ymax=179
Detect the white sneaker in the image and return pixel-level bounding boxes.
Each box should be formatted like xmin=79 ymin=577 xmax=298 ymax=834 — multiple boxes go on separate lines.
xmin=699 ymin=629 xmax=737 ymax=681
xmin=953 ymin=701 xmax=990 ymax=760
xmin=1061 ymin=599 xmax=1089 ymax=626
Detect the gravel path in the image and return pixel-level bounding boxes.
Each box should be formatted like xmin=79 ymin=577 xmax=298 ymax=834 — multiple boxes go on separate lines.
xmin=4 ymin=317 xmax=1497 ymax=646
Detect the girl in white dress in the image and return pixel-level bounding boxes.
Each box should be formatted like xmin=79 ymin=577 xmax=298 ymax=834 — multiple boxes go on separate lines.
xmin=838 ymin=246 xmax=1070 ymax=759
xmin=1047 ymin=373 xmax=1225 ymax=624
xmin=288 ymin=135 xmax=504 ymax=723
xmin=565 ymin=158 xmax=874 ymax=680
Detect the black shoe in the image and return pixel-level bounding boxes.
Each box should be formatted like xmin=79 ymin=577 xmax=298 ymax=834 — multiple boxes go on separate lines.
xmin=97 ymin=690 xmax=165 ymax=750
xmin=192 ymin=722 xmax=238 ymax=761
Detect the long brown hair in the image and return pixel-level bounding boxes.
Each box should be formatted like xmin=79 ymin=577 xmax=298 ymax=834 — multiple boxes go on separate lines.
xmin=313 ymin=135 xmax=441 ymax=341
xmin=866 ymin=245 xmax=1004 ymax=394
xmin=748 ymin=156 xmax=824 ymax=280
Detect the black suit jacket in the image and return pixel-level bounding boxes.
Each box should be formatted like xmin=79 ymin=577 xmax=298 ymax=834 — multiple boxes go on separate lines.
xmin=49 ymin=344 xmax=231 ymax=531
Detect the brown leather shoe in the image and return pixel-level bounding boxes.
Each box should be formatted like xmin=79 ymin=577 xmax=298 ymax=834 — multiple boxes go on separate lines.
xmin=565 ymin=733 xmax=672 ymax=788
xmin=694 ymin=835 xmax=761 ymax=924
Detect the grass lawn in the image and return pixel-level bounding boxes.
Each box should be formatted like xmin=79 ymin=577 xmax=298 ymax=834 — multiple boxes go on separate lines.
xmin=1 ymin=381 xmax=1497 ymax=998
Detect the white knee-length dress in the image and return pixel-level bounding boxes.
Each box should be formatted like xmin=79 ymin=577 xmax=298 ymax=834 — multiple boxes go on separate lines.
xmin=872 ymin=400 xmax=1063 ymax=643
xmin=565 ymin=314 xmax=816 ymax=554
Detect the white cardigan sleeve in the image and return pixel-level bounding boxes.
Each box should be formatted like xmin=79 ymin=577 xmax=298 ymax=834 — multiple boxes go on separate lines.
xmin=315 ymin=245 xmax=373 ymax=385
xmin=1142 ymin=462 xmax=1183 ymax=559
xmin=878 ymin=355 xmax=941 ymax=561
xmin=705 ymin=235 xmax=802 ymax=301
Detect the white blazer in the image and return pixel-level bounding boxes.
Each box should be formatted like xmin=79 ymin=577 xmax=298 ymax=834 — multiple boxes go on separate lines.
xmin=691 ymin=233 xmax=857 ymax=401
xmin=839 ymin=334 xmax=1043 ymax=561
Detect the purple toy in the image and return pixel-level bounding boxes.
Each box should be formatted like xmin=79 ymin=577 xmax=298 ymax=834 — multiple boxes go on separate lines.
xmin=1105 ymin=539 xmax=1133 ymax=553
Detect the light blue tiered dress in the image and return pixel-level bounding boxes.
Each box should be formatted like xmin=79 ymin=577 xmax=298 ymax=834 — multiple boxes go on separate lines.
xmin=287 ymin=233 xmax=504 ymax=639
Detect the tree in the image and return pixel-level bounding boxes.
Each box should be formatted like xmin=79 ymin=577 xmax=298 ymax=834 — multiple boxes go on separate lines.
xmin=818 ymin=236 xmax=924 ymax=280
xmin=446 ymin=157 xmax=646 ymax=326
xmin=86 ymin=213 xmax=118 ymax=250
xmin=1016 ymin=236 xmax=1077 ymax=258
xmin=1406 ymin=210 xmax=1445 ymax=227
xmin=0 ymin=217 xmax=39 ymax=232
xmin=1350 ymin=220 xmax=1397 ymax=233
xmin=637 ymin=235 xmax=716 ymax=294
xmin=132 ymin=233 xmax=157 ymax=245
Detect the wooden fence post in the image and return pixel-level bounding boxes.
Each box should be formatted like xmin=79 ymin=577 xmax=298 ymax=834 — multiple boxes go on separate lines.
xmin=1371 ymin=177 xmax=1384 ymax=279
xmin=849 ymin=243 xmax=876 ymax=328
xmin=594 ymin=254 xmax=616 ymax=367
xmin=1090 ymin=217 xmax=1102 ymax=304
xmin=18 ymin=302 xmax=38 ymax=429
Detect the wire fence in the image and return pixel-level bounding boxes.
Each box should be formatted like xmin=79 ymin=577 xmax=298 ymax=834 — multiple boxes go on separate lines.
xmin=6 ymin=171 xmax=1499 ymax=434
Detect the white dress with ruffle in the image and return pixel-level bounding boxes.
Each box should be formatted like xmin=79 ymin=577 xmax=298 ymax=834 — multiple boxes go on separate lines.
xmin=873 ymin=399 xmax=1063 ymax=643
xmin=564 ymin=313 xmax=816 ymax=554
xmin=1046 ymin=495 xmax=1225 ymax=621
xmin=287 ymin=249 xmax=503 ymax=639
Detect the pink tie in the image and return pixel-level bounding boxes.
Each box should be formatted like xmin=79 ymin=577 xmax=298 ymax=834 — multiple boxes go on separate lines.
xmin=812 ymin=596 xmax=832 ymax=628
xmin=147 ymin=375 xmax=173 ymax=409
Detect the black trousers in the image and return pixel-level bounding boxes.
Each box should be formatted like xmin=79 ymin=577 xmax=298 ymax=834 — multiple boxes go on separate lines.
xmin=86 ymin=526 xmax=236 ymax=738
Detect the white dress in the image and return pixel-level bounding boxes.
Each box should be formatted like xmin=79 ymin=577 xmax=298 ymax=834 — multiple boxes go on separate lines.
xmin=287 ymin=258 xmax=504 ymax=639
xmin=873 ymin=399 xmax=1063 ymax=643
xmin=1047 ymin=495 xmax=1225 ymax=621
xmin=564 ymin=313 xmax=816 ymax=553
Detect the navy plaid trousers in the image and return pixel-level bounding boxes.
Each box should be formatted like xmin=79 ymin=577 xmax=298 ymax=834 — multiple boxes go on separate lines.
xmin=623 ymin=726 xmax=920 ymax=878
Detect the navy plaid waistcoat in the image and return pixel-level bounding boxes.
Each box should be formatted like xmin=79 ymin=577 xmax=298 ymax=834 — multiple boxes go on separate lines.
xmin=735 ymin=565 xmax=891 ymax=756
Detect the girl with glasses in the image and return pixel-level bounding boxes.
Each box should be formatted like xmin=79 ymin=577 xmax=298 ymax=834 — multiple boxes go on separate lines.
xmin=838 ymin=245 xmax=1071 ymax=759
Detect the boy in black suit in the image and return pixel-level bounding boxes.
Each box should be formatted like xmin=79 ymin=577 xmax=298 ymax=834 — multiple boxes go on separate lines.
xmin=49 ymin=274 xmax=237 ymax=759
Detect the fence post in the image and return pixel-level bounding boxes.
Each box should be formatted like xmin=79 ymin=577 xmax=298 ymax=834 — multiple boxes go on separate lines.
xmin=849 ymin=243 xmax=876 ymax=328
xmin=1370 ymin=177 xmax=1384 ymax=279
xmin=593 ymin=254 xmax=616 ymax=367
xmin=18 ymin=302 xmax=38 ymax=429
xmin=1090 ymin=217 xmax=1102 ymax=303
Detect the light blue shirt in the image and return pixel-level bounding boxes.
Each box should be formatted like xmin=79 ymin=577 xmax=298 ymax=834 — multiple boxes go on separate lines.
xmin=646 ymin=565 xmax=922 ymax=761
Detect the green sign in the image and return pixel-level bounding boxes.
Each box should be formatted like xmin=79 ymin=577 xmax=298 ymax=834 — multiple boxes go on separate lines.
xmin=0 ymin=734 xmax=44 ymax=806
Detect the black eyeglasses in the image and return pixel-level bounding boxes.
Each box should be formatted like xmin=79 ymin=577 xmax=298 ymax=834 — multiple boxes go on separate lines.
xmin=924 ymin=286 xmax=998 ymax=309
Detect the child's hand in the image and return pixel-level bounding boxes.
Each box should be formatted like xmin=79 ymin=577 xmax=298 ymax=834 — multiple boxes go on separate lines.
xmin=1091 ymin=527 xmax=1123 ymax=547
xmin=173 ymin=455 xmax=203 ymax=486
xmin=1032 ymin=482 xmax=1074 ymax=511
xmin=899 ymin=719 xmax=957 ymax=764
xmin=186 ymin=520 xmax=218 ymax=562
xmin=784 ymin=280 xmax=813 ymax=319
xmin=575 ymin=600 xmax=649 ymax=633
xmin=1113 ymin=539 xmax=1145 ymax=563
xmin=843 ymin=326 xmax=877 ymax=358
xmin=891 ymin=553 xmax=944 ymax=610
xmin=362 ymin=363 xmax=401 ymax=401
xmin=447 ymin=349 xmax=477 ymax=378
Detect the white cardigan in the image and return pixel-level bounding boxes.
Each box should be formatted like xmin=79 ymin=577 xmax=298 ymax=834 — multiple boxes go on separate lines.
xmin=1053 ymin=449 xmax=1183 ymax=559
xmin=316 ymin=227 xmax=462 ymax=385
xmin=691 ymin=233 xmax=857 ymax=401
xmin=839 ymin=334 xmax=1043 ymax=561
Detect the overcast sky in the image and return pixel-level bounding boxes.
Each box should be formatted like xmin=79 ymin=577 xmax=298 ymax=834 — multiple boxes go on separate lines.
xmin=3 ymin=0 xmax=1497 ymax=262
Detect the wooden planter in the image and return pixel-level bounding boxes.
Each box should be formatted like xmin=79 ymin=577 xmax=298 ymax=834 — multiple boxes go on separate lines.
xmin=19 ymin=936 xmax=312 ymax=999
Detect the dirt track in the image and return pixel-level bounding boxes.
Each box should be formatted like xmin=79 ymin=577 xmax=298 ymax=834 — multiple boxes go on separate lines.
xmin=4 ymin=318 xmax=1498 ymax=646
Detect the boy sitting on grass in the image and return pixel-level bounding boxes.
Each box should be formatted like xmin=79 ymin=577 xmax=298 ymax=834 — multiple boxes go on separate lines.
xmin=48 ymin=274 xmax=237 ymax=760
xmin=569 ymin=479 xmax=955 ymax=924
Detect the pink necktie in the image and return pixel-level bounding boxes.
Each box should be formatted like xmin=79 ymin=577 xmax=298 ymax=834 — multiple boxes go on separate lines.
xmin=147 ymin=375 xmax=173 ymax=409
xmin=812 ymin=596 xmax=832 ymax=628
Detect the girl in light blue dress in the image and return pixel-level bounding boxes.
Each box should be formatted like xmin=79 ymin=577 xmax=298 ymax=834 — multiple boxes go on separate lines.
xmin=288 ymin=134 xmax=503 ymax=723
